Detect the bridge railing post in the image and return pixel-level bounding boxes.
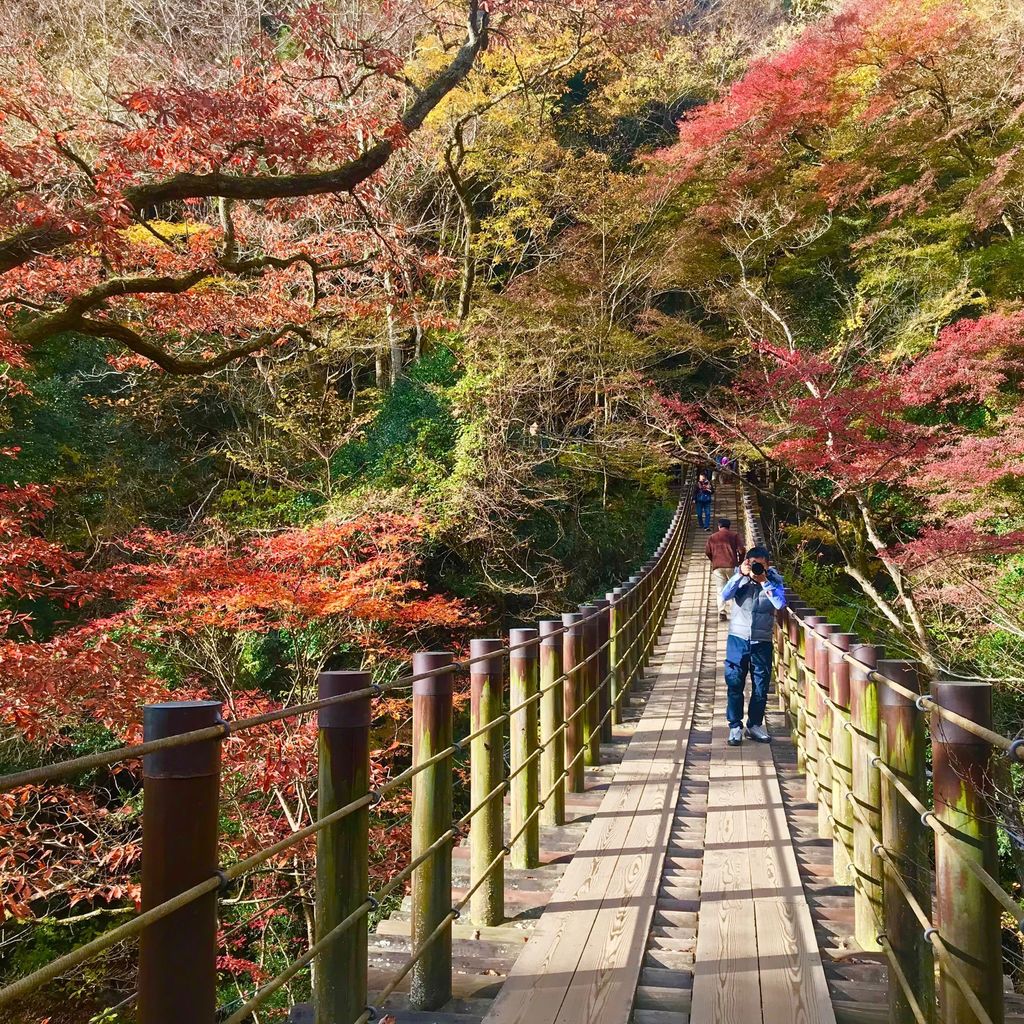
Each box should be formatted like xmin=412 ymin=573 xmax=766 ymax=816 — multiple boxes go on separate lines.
xmin=813 ymin=623 xmax=840 ymax=840
xmin=315 ymin=672 xmax=371 ymax=1024
xmin=594 ymin=598 xmax=613 ymax=743
xmin=470 ymin=639 xmax=505 ymax=926
xmin=800 ymin=614 xmax=826 ymax=804
xmin=640 ymin=561 xmax=656 ymax=668
xmin=930 ymin=681 xmax=1003 ymax=1024
xmin=562 ymin=612 xmax=586 ymax=794
xmin=627 ymin=575 xmax=642 ymax=695
xmin=787 ymin=604 xmax=806 ymax=760
xmin=608 ymin=588 xmax=627 ymax=725
xmin=849 ymin=642 xmax=883 ymax=952
xmin=827 ymin=634 xmax=857 ymax=883
xmin=876 ymin=660 xmax=935 ymax=1024
xmin=510 ymin=628 xmax=540 ymax=869
xmin=776 ymin=599 xmax=792 ymax=713
xmin=539 ymin=620 xmax=565 ymax=827
xmin=578 ymin=604 xmax=601 ymax=766
xmin=410 ymin=652 xmax=454 ymax=1010
xmin=139 ymin=700 xmax=223 ymax=1024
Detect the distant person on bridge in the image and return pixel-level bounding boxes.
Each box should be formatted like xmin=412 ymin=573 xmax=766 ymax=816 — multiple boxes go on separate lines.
xmin=705 ymin=518 xmax=744 ymax=621
xmin=719 ymin=546 xmax=787 ymax=746
xmin=694 ymin=475 xmax=714 ymax=530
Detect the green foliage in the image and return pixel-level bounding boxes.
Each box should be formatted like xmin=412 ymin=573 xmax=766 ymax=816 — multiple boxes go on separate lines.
xmin=331 ymin=347 xmax=461 ymax=493
xmin=0 ymin=332 xmax=216 ymax=544
xmin=211 ymin=481 xmax=320 ymax=528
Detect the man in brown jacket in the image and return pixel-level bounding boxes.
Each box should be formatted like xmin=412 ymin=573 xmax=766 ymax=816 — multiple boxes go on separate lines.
xmin=705 ymin=518 xmax=745 ymax=620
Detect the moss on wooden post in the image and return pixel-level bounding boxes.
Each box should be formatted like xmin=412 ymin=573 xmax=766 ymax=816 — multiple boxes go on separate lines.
xmin=314 ymin=672 xmax=371 ymax=1024
xmin=594 ymin=598 xmax=613 ymax=743
xmin=539 ymin=620 xmax=565 ymax=827
xmin=787 ymin=604 xmax=806 ymax=761
xmin=469 ymin=639 xmax=505 ymax=926
xmin=410 ymin=652 xmax=454 ymax=1011
xmin=562 ymin=612 xmax=586 ymax=794
xmin=827 ymin=634 xmax=857 ymax=883
xmin=814 ymin=623 xmax=840 ymax=840
xmin=877 ymin=660 xmax=935 ymax=1024
xmin=608 ymin=588 xmax=627 ymax=725
xmin=849 ymin=642 xmax=883 ymax=953
xmin=509 ymin=628 xmax=540 ymax=870
xmin=801 ymin=615 xmax=826 ymax=804
xmin=578 ymin=605 xmax=601 ymax=767
xmin=930 ymin=681 xmax=1003 ymax=1024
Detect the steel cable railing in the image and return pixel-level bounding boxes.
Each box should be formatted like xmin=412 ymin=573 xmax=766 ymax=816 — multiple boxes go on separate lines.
xmin=741 ymin=476 xmax=1016 ymax=1024
xmin=0 ymin=481 xmax=693 ymax=1023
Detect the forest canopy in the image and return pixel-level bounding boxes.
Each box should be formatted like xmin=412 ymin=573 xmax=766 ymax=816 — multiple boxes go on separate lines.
xmin=2 ymin=0 xmax=1024 ymax=1018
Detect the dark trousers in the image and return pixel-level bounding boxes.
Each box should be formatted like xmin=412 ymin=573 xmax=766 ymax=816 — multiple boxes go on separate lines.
xmin=725 ymin=634 xmax=773 ymax=728
xmin=696 ymin=500 xmax=712 ymax=528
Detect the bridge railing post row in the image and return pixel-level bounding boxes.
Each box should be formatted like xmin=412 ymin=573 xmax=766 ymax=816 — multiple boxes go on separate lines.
xmin=510 ymin=629 xmax=540 ymax=870
xmin=930 ymin=681 xmax=1004 ymax=1024
xmin=562 ymin=613 xmax=586 ymax=794
xmin=814 ymin=622 xmax=840 ymax=839
xmin=849 ymin=642 xmax=884 ymax=953
xmin=594 ymin=598 xmax=613 ymax=743
xmin=470 ymin=639 xmax=506 ymax=926
xmin=827 ymin=634 xmax=857 ymax=883
xmin=539 ymin=621 xmax=565 ymax=827
xmin=138 ymin=700 xmax=223 ymax=1024
xmin=800 ymin=615 xmax=826 ymax=805
xmin=315 ymin=672 xmax=372 ymax=1024
xmin=875 ymin=661 xmax=935 ymax=1024
xmin=410 ymin=652 xmax=454 ymax=1011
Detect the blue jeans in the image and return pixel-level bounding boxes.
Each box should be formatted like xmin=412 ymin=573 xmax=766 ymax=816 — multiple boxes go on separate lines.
xmin=725 ymin=634 xmax=773 ymax=728
xmin=696 ymin=499 xmax=712 ymax=528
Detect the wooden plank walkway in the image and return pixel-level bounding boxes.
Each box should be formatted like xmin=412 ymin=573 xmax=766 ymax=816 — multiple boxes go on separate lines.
xmin=481 ymin=510 xmax=712 ymax=1024
xmin=481 ymin=480 xmax=837 ymax=1024
xmin=688 ymin=490 xmax=836 ymax=1024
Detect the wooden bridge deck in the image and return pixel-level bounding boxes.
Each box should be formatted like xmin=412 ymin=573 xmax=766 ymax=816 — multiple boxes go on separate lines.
xmin=479 ymin=485 xmax=836 ymax=1024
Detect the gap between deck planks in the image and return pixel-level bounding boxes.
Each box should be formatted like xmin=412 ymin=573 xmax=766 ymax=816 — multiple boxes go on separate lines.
xmin=481 ymin=516 xmax=711 ymax=1024
xmin=688 ymin=540 xmax=836 ymax=1024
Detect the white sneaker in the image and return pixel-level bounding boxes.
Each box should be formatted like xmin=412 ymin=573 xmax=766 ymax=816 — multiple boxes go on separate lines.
xmin=745 ymin=723 xmax=771 ymax=743
xmin=728 ymin=726 xmax=743 ymax=746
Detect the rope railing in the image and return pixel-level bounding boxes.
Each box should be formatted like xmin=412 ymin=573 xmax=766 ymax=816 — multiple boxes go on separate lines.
xmin=0 ymin=598 xmax=632 ymax=795
xmin=741 ymin=477 xmax=1012 ymax=1024
xmin=0 ymin=479 xmax=693 ymax=1023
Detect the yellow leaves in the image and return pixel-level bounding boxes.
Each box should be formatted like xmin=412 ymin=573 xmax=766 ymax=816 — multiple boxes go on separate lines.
xmin=122 ymin=220 xmax=213 ymax=248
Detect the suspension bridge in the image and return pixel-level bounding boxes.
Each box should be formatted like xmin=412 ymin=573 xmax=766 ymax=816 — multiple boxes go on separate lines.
xmin=3 ymin=476 xmax=1024 ymax=1024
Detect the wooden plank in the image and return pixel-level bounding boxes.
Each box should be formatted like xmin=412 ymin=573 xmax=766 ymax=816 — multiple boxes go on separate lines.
xmin=689 ymin=563 xmax=763 ymax=1023
xmin=742 ymin=730 xmax=836 ymax=1023
xmin=554 ymin=567 xmax=707 ymax=1023
xmin=484 ymin=519 xmax=709 ymax=1024
xmin=483 ymin=594 xmax=693 ymax=1024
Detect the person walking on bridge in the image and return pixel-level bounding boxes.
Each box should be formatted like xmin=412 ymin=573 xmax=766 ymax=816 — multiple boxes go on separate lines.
xmin=694 ymin=475 xmax=714 ymax=530
xmin=705 ymin=518 xmax=744 ymax=621
xmin=719 ymin=546 xmax=787 ymax=746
